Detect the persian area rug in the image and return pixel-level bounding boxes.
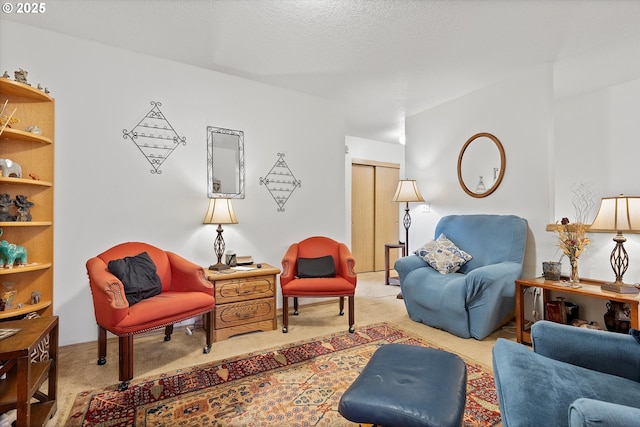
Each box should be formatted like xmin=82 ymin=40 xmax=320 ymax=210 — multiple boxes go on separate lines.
xmin=67 ymin=323 xmax=501 ymax=426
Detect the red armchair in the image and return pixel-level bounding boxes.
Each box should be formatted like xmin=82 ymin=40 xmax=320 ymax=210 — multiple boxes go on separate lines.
xmin=280 ymin=236 xmax=357 ymax=333
xmin=86 ymin=242 xmax=215 ymax=390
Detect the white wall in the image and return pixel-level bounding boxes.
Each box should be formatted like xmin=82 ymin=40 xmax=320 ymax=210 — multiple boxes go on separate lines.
xmin=1 ymin=20 xmax=347 ymax=346
xmin=405 ymin=65 xmax=553 ymax=279
xmin=553 ymin=76 xmax=640 ymax=322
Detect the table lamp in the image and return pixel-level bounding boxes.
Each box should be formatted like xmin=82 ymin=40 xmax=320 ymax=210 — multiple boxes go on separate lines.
xmin=392 ymin=179 xmax=425 ymax=253
xmin=203 ymin=198 xmax=238 ymax=270
xmin=589 ymin=195 xmax=640 ymax=294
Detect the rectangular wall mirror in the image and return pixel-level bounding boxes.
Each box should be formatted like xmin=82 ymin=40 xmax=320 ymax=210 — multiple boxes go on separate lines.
xmin=207 ymin=126 xmax=245 ymax=198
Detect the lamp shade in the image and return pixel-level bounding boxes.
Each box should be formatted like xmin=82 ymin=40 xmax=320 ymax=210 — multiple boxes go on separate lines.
xmin=202 ymin=198 xmax=238 ymax=225
xmin=392 ymin=180 xmax=425 ymax=203
xmin=589 ymin=195 xmax=640 ymax=232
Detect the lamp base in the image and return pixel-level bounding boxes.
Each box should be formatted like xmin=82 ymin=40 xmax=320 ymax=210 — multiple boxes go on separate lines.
xmin=601 ymin=282 xmax=639 ymax=294
xmin=209 ymin=262 xmax=230 ymax=271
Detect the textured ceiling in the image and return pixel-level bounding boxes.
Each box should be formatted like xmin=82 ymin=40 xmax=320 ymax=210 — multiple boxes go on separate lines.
xmin=4 ymin=0 xmax=640 ymax=143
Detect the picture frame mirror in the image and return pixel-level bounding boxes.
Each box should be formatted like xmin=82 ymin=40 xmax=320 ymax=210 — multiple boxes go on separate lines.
xmin=207 ymin=126 xmax=245 ymax=198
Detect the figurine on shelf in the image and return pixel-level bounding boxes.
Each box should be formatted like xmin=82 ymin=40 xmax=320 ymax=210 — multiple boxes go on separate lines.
xmin=13 ymin=69 xmax=29 ymax=85
xmin=0 ymin=240 xmax=28 ymax=268
xmin=24 ymin=125 xmax=42 ymax=135
xmin=31 ymin=291 xmax=41 ymax=305
xmin=0 ymin=287 xmax=16 ymax=310
xmin=0 ymin=159 xmax=22 ymax=178
xmin=14 ymin=195 xmax=33 ymax=222
xmin=0 ymin=194 xmax=14 ymax=222
xmin=1 ymin=71 xmax=8 ymax=79
xmin=37 ymin=84 xmax=50 ymax=94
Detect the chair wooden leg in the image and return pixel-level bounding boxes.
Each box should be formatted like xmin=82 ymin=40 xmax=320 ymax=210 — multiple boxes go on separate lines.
xmin=293 ymin=297 xmax=299 ymax=315
xmin=97 ymin=325 xmax=107 ymax=365
xmin=282 ymin=295 xmax=289 ymax=333
xmin=118 ymin=335 xmax=134 ymax=390
xmin=348 ymin=295 xmax=355 ymax=333
xmin=164 ymin=324 xmax=174 ymax=341
xmin=339 ymin=296 xmax=345 ymax=315
xmin=203 ymin=310 xmax=213 ymax=354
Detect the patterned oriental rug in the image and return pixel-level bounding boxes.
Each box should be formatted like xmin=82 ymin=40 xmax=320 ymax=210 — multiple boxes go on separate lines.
xmin=67 ymin=323 xmax=501 ymax=426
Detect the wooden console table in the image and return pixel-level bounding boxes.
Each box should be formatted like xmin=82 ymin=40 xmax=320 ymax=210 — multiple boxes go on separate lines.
xmin=0 ymin=316 xmax=58 ymax=427
xmin=515 ymin=277 xmax=640 ymax=344
xmin=207 ymin=264 xmax=280 ymax=341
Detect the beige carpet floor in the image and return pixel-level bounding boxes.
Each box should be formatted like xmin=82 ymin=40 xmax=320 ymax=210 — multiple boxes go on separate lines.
xmin=49 ymin=271 xmax=516 ymax=426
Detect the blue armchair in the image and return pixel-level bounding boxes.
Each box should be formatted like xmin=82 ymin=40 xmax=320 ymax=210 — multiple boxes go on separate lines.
xmin=493 ymin=321 xmax=640 ymax=426
xmin=395 ymin=214 xmax=527 ymax=339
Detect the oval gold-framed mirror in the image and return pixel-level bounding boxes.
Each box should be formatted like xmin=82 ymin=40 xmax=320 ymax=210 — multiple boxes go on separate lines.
xmin=457 ymin=132 xmax=505 ymax=198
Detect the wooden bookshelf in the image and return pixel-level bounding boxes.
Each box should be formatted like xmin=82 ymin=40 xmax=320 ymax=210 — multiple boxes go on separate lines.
xmin=0 ymin=77 xmax=54 ymax=319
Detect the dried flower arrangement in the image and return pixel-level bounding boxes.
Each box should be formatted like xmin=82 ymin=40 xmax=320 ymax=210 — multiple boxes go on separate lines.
xmin=553 ymin=183 xmax=595 ymax=281
xmin=556 ymin=217 xmax=590 ymax=261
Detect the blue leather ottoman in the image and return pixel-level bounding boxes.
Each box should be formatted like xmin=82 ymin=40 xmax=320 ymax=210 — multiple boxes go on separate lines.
xmin=338 ymin=343 xmax=467 ymax=427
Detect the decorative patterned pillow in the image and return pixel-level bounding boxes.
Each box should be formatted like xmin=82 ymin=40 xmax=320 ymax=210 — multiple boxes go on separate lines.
xmin=414 ymin=233 xmax=473 ymax=274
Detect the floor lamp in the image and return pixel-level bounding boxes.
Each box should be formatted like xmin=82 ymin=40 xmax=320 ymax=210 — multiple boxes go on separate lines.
xmin=203 ymin=198 xmax=238 ymax=271
xmin=392 ymin=179 xmax=425 ymax=254
xmin=589 ymin=195 xmax=640 ymax=294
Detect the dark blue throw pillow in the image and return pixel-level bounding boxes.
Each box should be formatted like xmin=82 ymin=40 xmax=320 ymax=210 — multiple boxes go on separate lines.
xmin=108 ymin=251 xmax=162 ymax=305
xmin=297 ymin=255 xmax=336 ymax=278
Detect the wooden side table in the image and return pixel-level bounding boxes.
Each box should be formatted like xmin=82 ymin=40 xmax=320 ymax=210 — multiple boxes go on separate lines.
xmin=0 ymin=316 xmax=58 ymax=427
xmin=515 ymin=277 xmax=640 ymax=344
xmin=207 ymin=264 xmax=280 ymax=341
xmin=384 ymin=243 xmax=406 ymax=285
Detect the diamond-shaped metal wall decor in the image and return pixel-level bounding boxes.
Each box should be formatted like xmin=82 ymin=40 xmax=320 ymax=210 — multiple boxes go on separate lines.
xmin=122 ymin=101 xmax=186 ymax=174
xmin=259 ymin=153 xmax=302 ymax=212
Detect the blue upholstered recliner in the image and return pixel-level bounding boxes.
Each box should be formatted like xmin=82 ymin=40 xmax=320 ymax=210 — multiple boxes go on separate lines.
xmin=493 ymin=321 xmax=640 ymax=427
xmin=395 ymin=214 xmax=527 ymax=339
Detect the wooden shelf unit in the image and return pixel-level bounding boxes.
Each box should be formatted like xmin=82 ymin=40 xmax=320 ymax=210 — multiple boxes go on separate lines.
xmin=0 ymin=177 xmax=52 ymax=187
xmin=0 ymin=77 xmax=54 ymax=319
xmin=0 ymin=127 xmax=52 ymax=145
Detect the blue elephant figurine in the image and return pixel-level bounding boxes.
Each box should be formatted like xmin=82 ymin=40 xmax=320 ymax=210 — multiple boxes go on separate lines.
xmin=0 ymin=240 xmax=27 ymax=268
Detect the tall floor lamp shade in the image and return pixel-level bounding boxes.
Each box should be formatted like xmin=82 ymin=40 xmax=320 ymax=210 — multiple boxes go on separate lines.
xmin=589 ymin=195 xmax=640 ymax=294
xmin=392 ymin=180 xmax=425 ymax=253
xmin=203 ymin=198 xmax=238 ymax=271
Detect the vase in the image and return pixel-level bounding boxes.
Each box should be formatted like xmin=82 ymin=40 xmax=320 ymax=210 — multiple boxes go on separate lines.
xmin=542 ymin=261 xmax=561 ymax=281
xmin=569 ymin=257 xmax=579 ymax=283
xmin=604 ymin=301 xmax=631 ymax=334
